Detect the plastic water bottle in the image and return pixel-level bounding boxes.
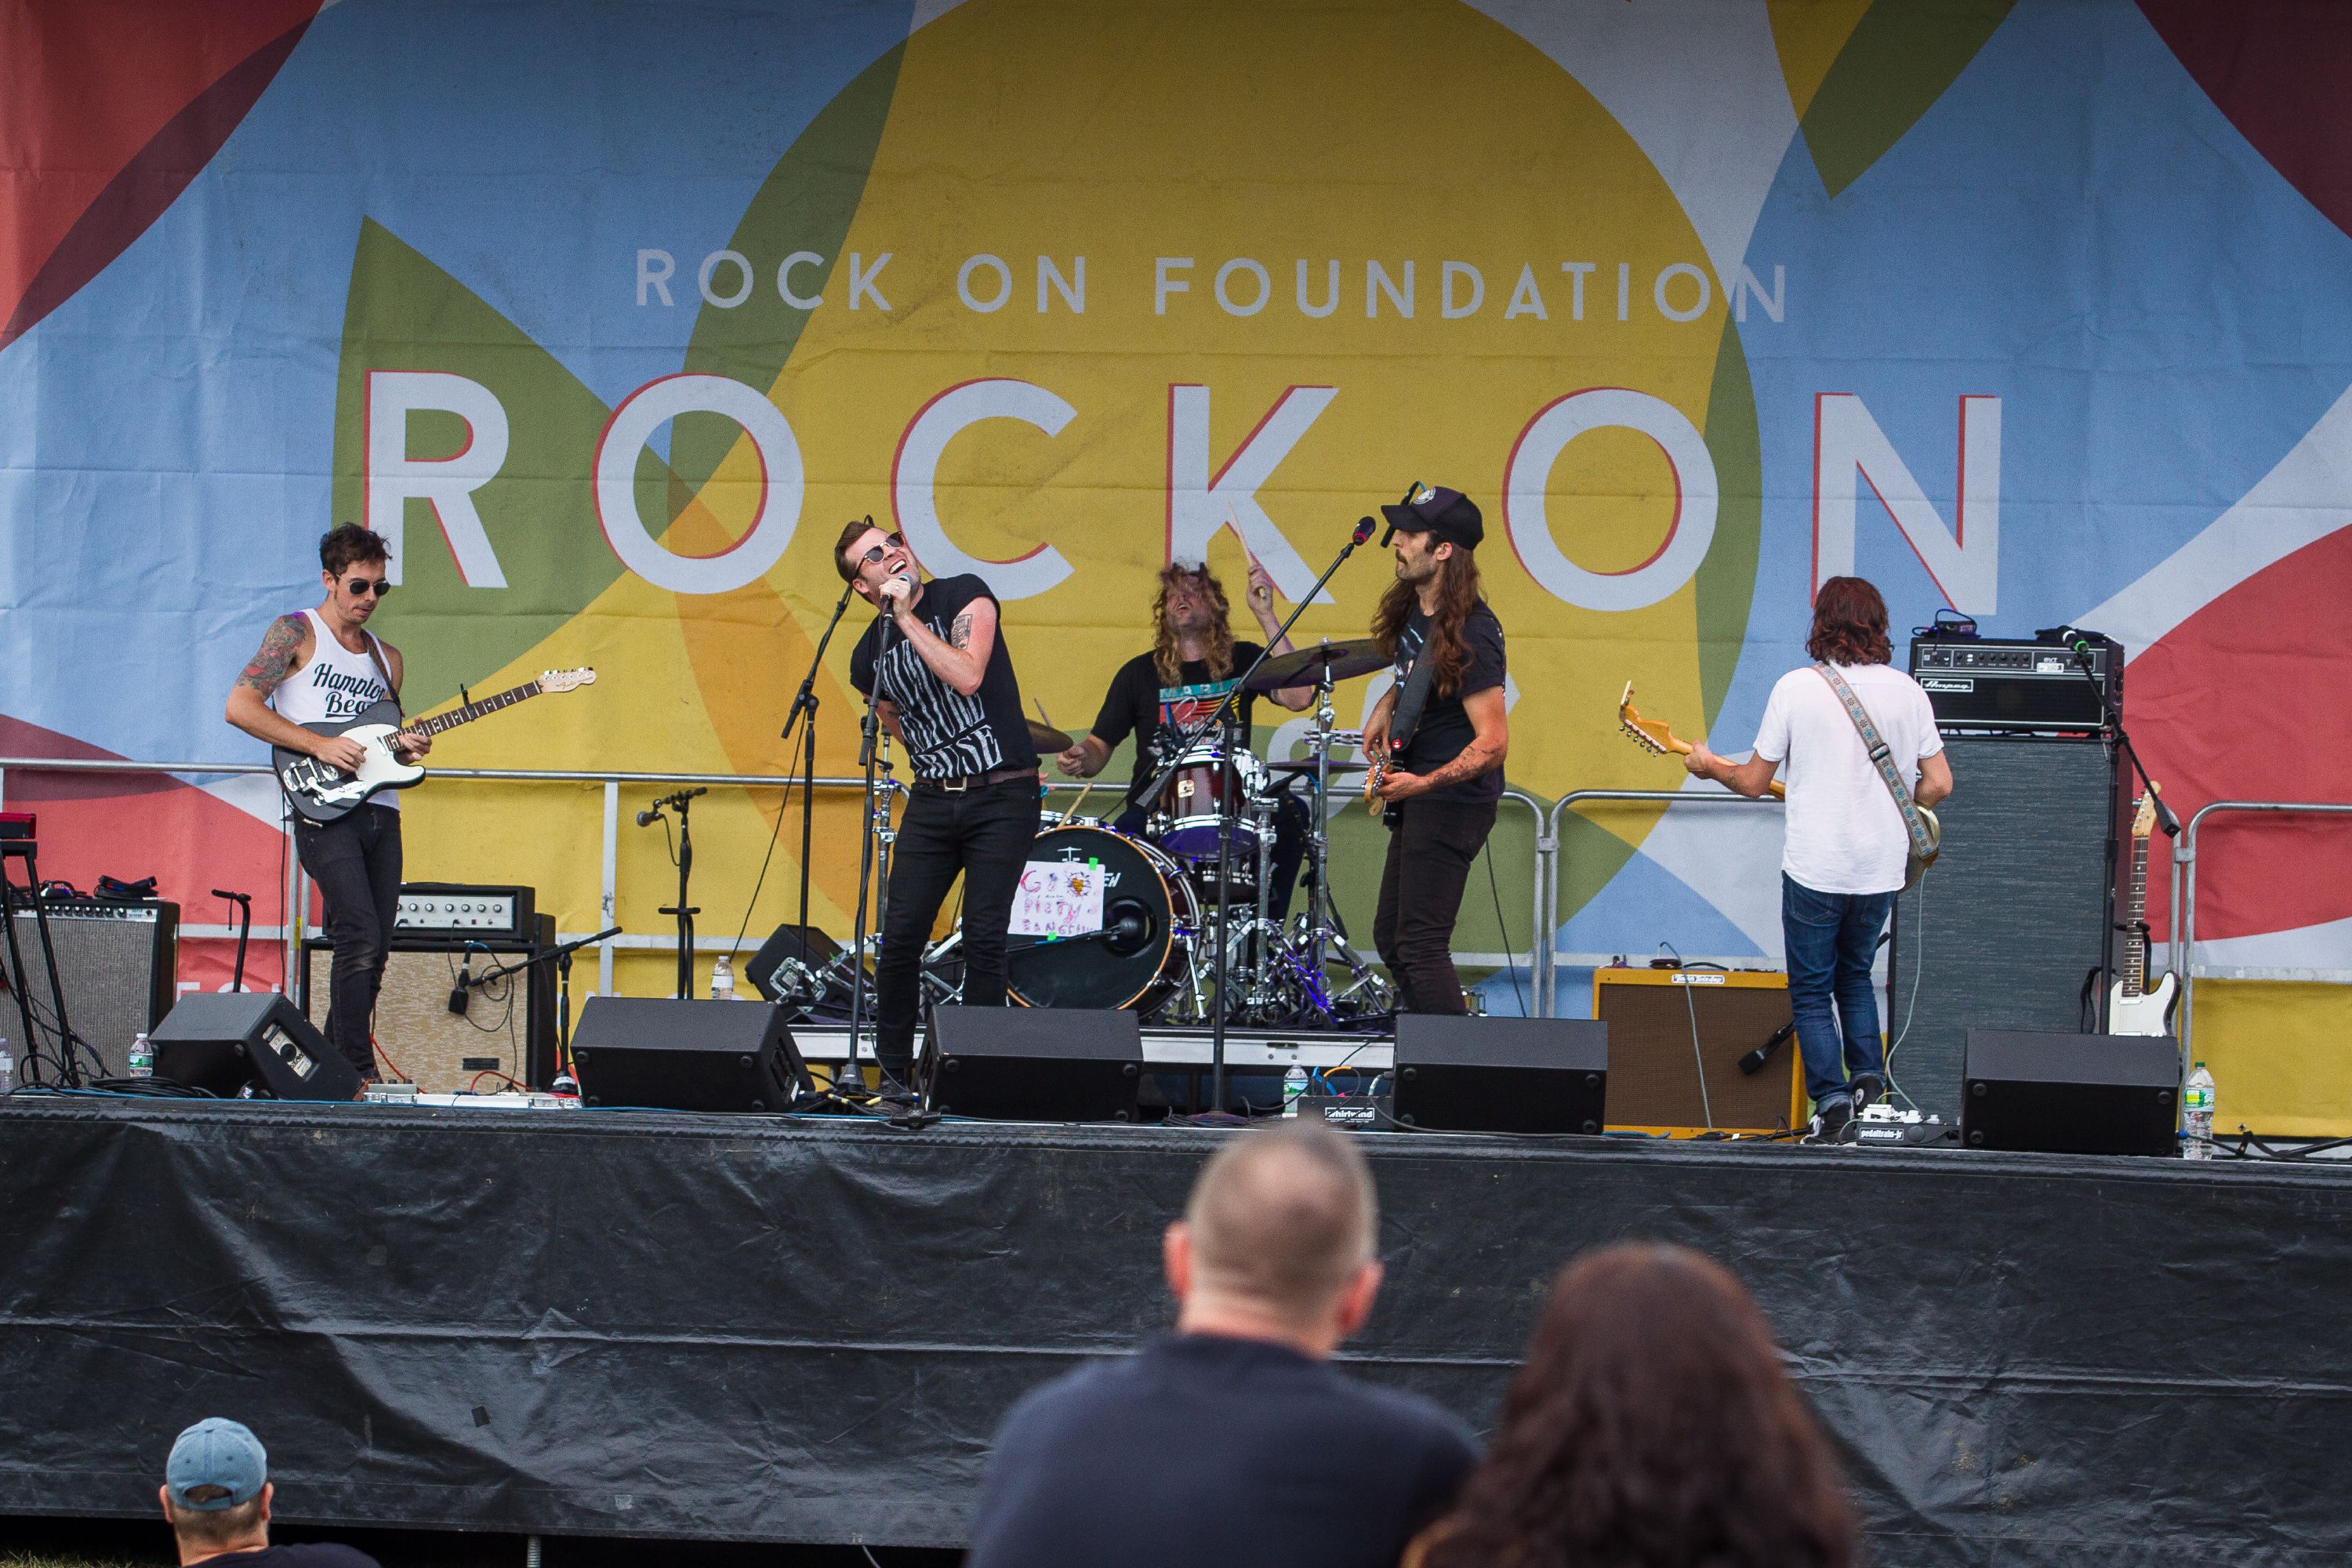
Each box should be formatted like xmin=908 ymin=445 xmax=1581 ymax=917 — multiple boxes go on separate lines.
xmin=710 ymin=956 xmax=736 ymax=1002
xmin=2183 ymin=1062 xmax=2215 ymax=1160
xmin=1282 ymin=1065 xmax=1308 ymax=1118
xmin=0 ymin=1036 xmax=14 ymax=1094
xmin=127 ymin=1031 xmax=154 ymax=1079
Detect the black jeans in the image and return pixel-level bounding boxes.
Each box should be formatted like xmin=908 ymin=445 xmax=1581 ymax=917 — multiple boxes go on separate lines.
xmin=1372 ymin=795 xmax=1498 ymax=1015
xmin=877 ymin=776 xmax=1041 ymax=1079
xmin=295 ymin=803 xmax=402 ymax=1077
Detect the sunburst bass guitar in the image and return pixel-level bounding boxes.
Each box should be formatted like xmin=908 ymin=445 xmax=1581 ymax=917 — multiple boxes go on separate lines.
xmin=274 ymin=668 xmax=596 ymax=824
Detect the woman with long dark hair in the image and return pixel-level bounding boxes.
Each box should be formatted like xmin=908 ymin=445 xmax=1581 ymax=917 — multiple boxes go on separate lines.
xmin=1410 ymin=1243 xmax=1859 ymax=1568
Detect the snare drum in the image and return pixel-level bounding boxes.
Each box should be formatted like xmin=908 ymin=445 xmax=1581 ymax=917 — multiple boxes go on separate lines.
xmin=1004 ymin=824 xmax=1198 ymax=1014
xmin=1152 ymin=739 xmax=1270 ymax=860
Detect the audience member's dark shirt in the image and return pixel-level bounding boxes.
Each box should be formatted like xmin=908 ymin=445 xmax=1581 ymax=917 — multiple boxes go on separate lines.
xmin=196 ymin=1545 xmax=378 ymax=1566
xmin=967 ymin=1332 xmax=1479 ymax=1568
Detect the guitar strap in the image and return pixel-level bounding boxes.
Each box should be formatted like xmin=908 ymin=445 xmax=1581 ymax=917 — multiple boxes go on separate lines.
xmin=362 ymin=633 xmax=404 ymax=720
xmin=1387 ymin=624 xmax=1443 ymax=753
xmin=1812 ymin=664 xmax=1933 ymax=859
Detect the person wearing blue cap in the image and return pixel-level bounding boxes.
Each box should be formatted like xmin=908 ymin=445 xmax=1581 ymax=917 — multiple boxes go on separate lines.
xmin=158 ymin=1417 xmax=377 ymax=1566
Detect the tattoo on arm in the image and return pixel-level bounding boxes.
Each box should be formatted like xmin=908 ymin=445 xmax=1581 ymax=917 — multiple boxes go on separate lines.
xmin=235 ymin=615 xmax=307 ymax=697
xmin=950 ymin=612 xmax=974 ymax=651
xmin=1425 ymin=738 xmax=1504 ymax=789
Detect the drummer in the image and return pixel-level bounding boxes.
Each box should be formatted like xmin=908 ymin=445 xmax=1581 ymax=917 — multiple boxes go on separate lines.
xmin=1056 ymin=558 xmax=1316 ymax=917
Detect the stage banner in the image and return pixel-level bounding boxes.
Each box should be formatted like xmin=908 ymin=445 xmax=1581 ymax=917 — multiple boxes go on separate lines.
xmin=4 ymin=0 xmax=2350 ymax=1009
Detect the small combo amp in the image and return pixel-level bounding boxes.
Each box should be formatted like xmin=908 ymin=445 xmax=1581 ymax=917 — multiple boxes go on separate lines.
xmin=1908 ymin=633 xmax=2118 ymax=734
xmin=5 ymin=897 xmax=178 ymax=1076
xmin=570 ymin=996 xmax=811 ymax=1112
xmin=1961 ymin=1029 xmax=2180 ymax=1156
xmin=395 ymin=883 xmax=536 ymax=942
xmin=152 ymin=992 xmax=360 ymax=1101
xmin=1392 ymin=1015 xmax=1608 ymax=1134
xmin=1592 ymin=967 xmax=1802 ymax=1134
xmin=927 ymin=1004 xmax=1142 ymax=1122
xmin=303 ymin=881 xmax=554 ymax=1091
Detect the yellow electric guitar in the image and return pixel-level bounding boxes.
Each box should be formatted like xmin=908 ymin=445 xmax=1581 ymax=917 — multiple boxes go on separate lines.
xmin=1616 ymin=683 xmax=1786 ymax=800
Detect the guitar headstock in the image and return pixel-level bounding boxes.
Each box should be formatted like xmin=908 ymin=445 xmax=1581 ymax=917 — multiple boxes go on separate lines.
xmin=1617 ymin=681 xmax=1676 ymax=756
xmin=2131 ymin=782 xmax=2161 ymax=839
xmin=539 ymin=668 xmax=597 ymax=693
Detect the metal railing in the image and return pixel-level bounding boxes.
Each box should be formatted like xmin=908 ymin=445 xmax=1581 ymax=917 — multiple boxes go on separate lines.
xmin=2169 ymin=800 xmax=2352 ymax=1073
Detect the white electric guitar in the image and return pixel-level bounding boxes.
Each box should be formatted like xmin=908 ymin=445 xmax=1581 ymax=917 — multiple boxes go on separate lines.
xmin=2107 ymin=786 xmax=2179 ymax=1036
xmin=274 ymin=668 xmax=596 ymax=823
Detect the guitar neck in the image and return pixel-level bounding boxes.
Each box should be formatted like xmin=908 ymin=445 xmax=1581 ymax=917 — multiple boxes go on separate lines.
xmin=2121 ymin=835 xmax=2151 ymax=996
xmin=404 ymin=680 xmax=543 ymax=739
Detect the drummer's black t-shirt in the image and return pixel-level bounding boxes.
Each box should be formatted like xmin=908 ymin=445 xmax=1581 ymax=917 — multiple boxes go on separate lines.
xmin=1090 ymin=643 xmax=1266 ymax=808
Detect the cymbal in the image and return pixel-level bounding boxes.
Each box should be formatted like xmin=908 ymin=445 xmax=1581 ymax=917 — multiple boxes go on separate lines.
xmin=1027 ymin=717 xmax=1074 ymax=752
xmin=1243 ymin=638 xmax=1389 ymax=691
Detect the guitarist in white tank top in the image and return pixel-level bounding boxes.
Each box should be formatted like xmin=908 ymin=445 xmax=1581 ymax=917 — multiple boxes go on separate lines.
xmin=224 ymin=525 xmax=430 ymax=1083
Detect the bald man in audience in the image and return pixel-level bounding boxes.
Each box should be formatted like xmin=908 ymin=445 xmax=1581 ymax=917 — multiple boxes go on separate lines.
xmin=965 ymin=1123 xmax=1479 ymax=1568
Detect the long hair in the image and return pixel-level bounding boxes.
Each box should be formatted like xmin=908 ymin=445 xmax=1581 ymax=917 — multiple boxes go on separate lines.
xmin=1152 ymin=561 xmax=1236 ymax=686
xmin=1371 ymin=546 xmax=1484 ymax=698
xmin=1807 ymin=575 xmax=1892 ymax=666
xmin=1420 ymin=1243 xmax=1857 ymax=1568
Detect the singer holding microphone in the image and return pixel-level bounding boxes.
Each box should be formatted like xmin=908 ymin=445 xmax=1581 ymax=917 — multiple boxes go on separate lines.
xmin=836 ymin=521 xmax=1041 ymax=1096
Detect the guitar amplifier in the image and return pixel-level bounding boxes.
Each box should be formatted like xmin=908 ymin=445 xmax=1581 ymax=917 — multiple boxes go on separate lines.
xmin=1592 ymin=967 xmax=1803 ymax=1134
xmin=5 ymin=898 xmax=178 ymax=1076
xmin=1909 ymin=635 xmax=2118 ymax=734
xmin=303 ymin=909 xmax=556 ymax=1091
xmin=395 ymin=883 xmax=536 ymax=942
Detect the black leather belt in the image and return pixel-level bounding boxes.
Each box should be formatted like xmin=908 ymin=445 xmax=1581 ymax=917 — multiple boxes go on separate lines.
xmin=913 ymin=764 xmax=1038 ymax=796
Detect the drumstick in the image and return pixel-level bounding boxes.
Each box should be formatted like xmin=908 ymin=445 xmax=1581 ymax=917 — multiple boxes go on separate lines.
xmin=1035 ymin=698 xmax=1096 ymax=825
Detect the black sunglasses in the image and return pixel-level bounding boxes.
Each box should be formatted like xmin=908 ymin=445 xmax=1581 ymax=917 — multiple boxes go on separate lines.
xmin=344 ymin=577 xmax=392 ymax=597
xmin=857 ymin=532 xmax=907 ymax=569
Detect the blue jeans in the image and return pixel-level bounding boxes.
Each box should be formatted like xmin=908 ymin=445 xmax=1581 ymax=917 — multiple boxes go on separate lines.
xmin=1781 ymin=874 xmax=1892 ymax=1108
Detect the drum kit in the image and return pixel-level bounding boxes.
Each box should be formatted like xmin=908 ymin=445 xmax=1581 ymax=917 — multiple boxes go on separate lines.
xmin=786 ymin=638 xmax=1401 ymax=1032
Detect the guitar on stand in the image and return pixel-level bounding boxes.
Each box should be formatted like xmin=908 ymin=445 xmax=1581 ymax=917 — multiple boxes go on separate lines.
xmin=274 ymin=669 xmax=595 ymax=822
xmin=2107 ymin=786 xmax=2179 ymax=1036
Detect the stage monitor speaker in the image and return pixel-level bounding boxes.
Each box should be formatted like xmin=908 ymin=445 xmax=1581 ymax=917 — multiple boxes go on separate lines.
xmin=569 ymin=996 xmax=811 ymax=1112
xmin=747 ymin=922 xmax=864 ymax=1018
xmin=1392 ymin=1015 xmax=1608 ymax=1134
xmin=927 ymin=1005 xmax=1142 ymax=1122
xmin=151 ymin=992 xmax=360 ymax=1102
xmin=304 ymin=927 xmax=556 ymax=1094
xmin=1962 ymin=1029 xmax=2179 ymax=1156
xmin=1592 ymin=968 xmax=1802 ymax=1134
xmin=1888 ymin=735 xmax=2121 ymax=1123
xmin=5 ymin=898 xmax=177 ymax=1076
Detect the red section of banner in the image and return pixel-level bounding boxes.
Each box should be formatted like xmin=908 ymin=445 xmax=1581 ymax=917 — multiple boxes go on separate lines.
xmin=0 ymin=713 xmax=292 ymax=992
xmin=2131 ymin=524 xmax=2352 ymax=945
xmin=0 ymin=0 xmax=320 ymax=347
xmin=2140 ymin=2 xmax=2352 ymax=245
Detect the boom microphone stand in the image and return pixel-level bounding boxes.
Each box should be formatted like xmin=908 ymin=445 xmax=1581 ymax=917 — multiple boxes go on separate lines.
xmin=1135 ymin=512 xmax=1382 ymax=1115
xmin=782 ymin=575 xmax=861 ymax=976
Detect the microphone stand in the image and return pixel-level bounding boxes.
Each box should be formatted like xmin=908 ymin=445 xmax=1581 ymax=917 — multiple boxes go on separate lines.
xmin=2055 ymin=628 xmax=2176 ymax=1029
xmin=641 ymin=789 xmax=706 ymax=1000
xmin=842 ymin=602 xmax=902 ymax=1096
xmin=1135 ymin=519 xmax=1377 ymax=1116
xmin=782 ymin=580 xmax=858 ymax=985
xmin=461 ymin=924 xmax=622 ymax=1087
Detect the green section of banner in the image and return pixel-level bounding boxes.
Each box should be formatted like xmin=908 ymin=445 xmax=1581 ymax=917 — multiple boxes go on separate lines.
xmin=1697 ymin=314 xmax=1762 ymax=727
xmin=1802 ymin=0 xmax=2016 ymax=197
xmin=332 ymin=218 xmax=624 ymax=711
xmin=670 ymin=41 xmax=906 ymax=498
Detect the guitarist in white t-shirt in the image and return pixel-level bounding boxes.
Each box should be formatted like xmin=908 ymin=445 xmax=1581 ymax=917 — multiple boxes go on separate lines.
xmin=1683 ymin=577 xmax=1952 ymax=1142
xmin=224 ymin=525 xmax=429 ymax=1083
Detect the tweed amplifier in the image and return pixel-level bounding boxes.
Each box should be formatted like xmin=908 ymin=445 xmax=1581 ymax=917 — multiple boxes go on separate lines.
xmin=303 ymin=909 xmax=556 ymax=1091
xmin=1592 ymin=967 xmax=1803 ymax=1135
xmin=5 ymin=898 xmax=178 ymax=1076
xmin=1909 ymin=635 xmax=2118 ymax=734
xmin=395 ymin=883 xmax=536 ymax=942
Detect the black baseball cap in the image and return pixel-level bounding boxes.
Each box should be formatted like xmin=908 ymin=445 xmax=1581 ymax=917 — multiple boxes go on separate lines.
xmin=1379 ymin=484 xmax=1483 ymax=550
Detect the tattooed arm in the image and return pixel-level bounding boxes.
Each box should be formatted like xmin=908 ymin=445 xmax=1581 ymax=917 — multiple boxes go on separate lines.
xmin=224 ymin=614 xmax=345 ymax=757
xmin=891 ymin=592 xmax=998 ymax=696
xmin=1375 ymin=687 xmax=1509 ymax=801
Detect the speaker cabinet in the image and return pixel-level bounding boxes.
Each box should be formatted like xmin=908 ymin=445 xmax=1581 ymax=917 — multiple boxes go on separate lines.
xmin=927 ymin=1005 xmax=1142 ymax=1122
xmin=303 ymin=920 xmax=556 ymax=1092
xmin=152 ymin=992 xmax=360 ymax=1102
xmin=747 ymin=922 xmax=864 ymax=1019
xmin=1962 ymin=1029 xmax=2180 ymax=1156
xmin=570 ymin=996 xmax=811 ymax=1112
xmin=1392 ymin=1016 xmax=1608 ymax=1134
xmin=5 ymin=898 xmax=176 ymax=1076
xmin=1889 ymin=735 xmax=2122 ymax=1123
xmin=1592 ymin=969 xmax=1801 ymax=1134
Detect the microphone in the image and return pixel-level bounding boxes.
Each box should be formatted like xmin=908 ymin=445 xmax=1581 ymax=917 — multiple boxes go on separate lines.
xmin=1352 ymin=516 xmax=1376 ymax=546
xmin=635 ymin=806 xmax=660 ymax=827
xmin=448 ymin=963 xmax=472 ymax=1016
xmin=1738 ymin=1021 xmax=1795 ymax=1076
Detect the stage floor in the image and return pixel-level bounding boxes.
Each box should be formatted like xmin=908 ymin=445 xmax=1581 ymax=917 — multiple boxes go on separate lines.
xmin=2 ymin=1098 xmax=2347 ymax=1565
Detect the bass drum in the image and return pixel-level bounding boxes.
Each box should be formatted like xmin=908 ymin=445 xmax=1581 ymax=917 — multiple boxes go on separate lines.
xmin=1005 ymin=825 xmax=1198 ymax=1015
